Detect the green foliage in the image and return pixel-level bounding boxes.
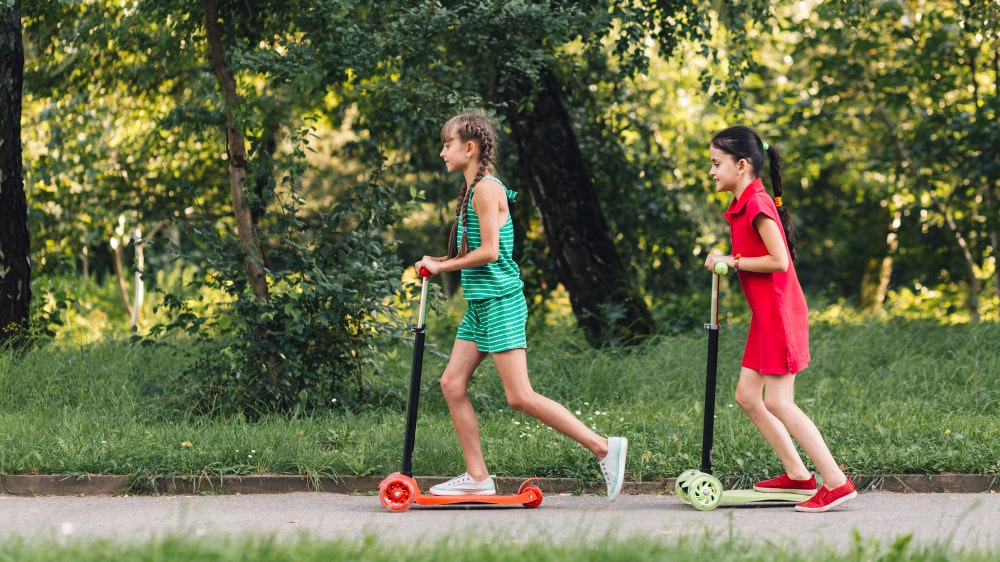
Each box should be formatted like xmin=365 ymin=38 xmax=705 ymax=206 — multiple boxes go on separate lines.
xmin=145 ymin=124 xmax=408 ymax=418
xmin=561 ymin=40 xmax=708 ymax=332
xmin=17 ymin=0 xmax=1000 ymax=408
xmin=22 ymin=0 xmax=230 ymax=279
xmin=769 ymin=0 xmax=1000 ymax=314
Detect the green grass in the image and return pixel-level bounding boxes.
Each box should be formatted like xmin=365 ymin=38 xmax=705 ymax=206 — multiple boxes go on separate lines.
xmin=0 ymin=533 xmax=997 ymax=562
xmin=1 ymin=318 xmax=998 ymax=488
xmin=0 ymin=536 xmax=998 ymax=562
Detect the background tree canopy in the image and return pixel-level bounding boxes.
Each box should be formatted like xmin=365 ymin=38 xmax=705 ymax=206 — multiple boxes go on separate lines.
xmin=7 ymin=0 xmax=998 ymax=414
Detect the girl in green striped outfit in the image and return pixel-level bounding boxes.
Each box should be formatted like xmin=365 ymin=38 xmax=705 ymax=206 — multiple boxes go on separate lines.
xmin=415 ymin=112 xmax=628 ymax=500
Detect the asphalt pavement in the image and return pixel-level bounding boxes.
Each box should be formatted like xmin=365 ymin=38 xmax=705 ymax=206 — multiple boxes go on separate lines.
xmin=2 ymin=491 xmax=998 ymax=553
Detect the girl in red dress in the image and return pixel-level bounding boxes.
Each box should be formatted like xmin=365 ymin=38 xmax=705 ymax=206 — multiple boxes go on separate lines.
xmin=703 ymin=125 xmax=856 ymax=513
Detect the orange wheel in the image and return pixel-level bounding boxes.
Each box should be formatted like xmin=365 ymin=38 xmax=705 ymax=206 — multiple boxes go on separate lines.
xmin=522 ymin=485 xmax=543 ymax=509
xmin=379 ymin=477 xmax=415 ymax=512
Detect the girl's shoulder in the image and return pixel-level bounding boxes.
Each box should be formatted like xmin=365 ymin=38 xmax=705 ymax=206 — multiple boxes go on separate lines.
xmin=473 ymin=175 xmax=517 ymax=202
xmin=478 ymin=175 xmax=505 ymax=188
xmin=745 ymin=190 xmax=779 ymax=219
xmin=471 ymin=176 xmax=504 ymax=196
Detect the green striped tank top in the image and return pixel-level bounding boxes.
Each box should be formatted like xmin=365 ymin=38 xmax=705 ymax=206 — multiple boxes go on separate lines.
xmin=458 ymin=176 xmax=524 ymax=300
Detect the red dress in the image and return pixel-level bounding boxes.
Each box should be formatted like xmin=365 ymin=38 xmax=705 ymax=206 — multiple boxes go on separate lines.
xmin=724 ymin=178 xmax=810 ymax=375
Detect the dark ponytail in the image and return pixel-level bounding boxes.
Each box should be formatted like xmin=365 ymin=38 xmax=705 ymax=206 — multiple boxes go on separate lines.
xmin=765 ymin=144 xmax=798 ymax=262
xmin=711 ymin=126 xmax=798 ymax=261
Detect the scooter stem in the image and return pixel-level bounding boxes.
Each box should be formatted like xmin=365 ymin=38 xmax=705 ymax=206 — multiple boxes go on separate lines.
xmin=700 ymin=272 xmax=722 ymax=474
xmin=401 ymin=269 xmax=431 ymax=477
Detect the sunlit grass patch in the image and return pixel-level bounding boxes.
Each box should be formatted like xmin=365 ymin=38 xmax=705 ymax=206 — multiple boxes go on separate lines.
xmin=0 ymin=319 xmax=998 ymax=487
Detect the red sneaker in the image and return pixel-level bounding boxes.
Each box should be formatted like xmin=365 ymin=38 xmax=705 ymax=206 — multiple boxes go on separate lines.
xmin=753 ymin=473 xmax=817 ymax=495
xmin=795 ymin=479 xmax=857 ymax=513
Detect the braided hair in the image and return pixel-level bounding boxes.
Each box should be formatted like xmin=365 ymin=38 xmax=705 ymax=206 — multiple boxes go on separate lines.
xmin=441 ymin=113 xmax=500 ymax=258
xmin=710 ymin=125 xmax=798 ymax=261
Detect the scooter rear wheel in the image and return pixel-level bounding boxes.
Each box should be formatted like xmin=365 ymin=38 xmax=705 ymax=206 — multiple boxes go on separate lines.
xmin=521 ymin=485 xmax=544 ymax=508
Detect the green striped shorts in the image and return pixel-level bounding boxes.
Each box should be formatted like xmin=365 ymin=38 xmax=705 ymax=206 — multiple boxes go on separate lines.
xmin=456 ymin=291 xmax=528 ymax=353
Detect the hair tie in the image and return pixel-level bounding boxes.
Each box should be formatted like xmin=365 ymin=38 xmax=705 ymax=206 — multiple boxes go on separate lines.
xmin=774 ymin=196 xmax=782 ymax=207
xmin=761 ymin=142 xmax=769 ymax=151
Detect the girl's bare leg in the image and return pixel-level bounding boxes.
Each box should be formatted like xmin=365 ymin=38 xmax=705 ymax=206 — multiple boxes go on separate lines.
xmin=734 ymin=367 xmax=811 ymax=480
xmin=492 ymin=349 xmax=608 ymax=459
xmin=760 ymin=374 xmax=848 ymax=489
xmin=438 ymin=339 xmax=490 ymax=480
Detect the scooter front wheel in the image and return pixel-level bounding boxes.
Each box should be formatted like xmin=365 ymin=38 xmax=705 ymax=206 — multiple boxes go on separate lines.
xmin=687 ymin=473 xmax=723 ymax=511
xmin=379 ymin=476 xmax=416 ymax=512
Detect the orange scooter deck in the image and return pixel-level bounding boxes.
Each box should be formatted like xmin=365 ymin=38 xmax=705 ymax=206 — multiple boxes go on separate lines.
xmin=379 ymin=473 xmax=543 ymax=512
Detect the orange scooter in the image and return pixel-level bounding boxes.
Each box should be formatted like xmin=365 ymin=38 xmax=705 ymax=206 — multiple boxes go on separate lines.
xmin=378 ymin=268 xmax=543 ymax=512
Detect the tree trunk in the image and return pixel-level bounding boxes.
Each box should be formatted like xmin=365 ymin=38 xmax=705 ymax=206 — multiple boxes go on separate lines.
xmin=505 ymin=68 xmax=654 ymax=347
xmin=203 ymin=0 xmax=269 ymax=303
xmin=861 ymin=206 xmax=901 ymax=313
xmin=930 ymin=188 xmax=980 ymax=323
xmin=992 ymin=227 xmax=999 ymax=310
xmin=0 ymin=1 xmax=31 ymax=346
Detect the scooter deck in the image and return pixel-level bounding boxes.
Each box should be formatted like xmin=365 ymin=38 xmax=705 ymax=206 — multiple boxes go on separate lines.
xmin=720 ymin=489 xmax=811 ymax=504
xmin=379 ymin=473 xmax=543 ymax=511
xmin=413 ymin=488 xmax=541 ymax=507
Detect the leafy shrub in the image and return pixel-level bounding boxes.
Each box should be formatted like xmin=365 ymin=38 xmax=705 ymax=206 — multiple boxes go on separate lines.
xmin=145 ymin=126 xmax=408 ymax=418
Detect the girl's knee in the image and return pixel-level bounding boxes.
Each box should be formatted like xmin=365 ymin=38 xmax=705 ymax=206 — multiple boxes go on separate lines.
xmin=734 ymin=387 xmax=760 ymax=412
xmin=505 ymin=391 xmax=536 ymax=414
xmin=763 ymin=395 xmax=795 ymax=419
xmin=439 ymin=373 xmax=468 ymax=401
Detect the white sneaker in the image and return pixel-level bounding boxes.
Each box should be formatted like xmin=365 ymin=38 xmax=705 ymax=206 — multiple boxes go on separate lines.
xmin=428 ymin=473 xmax=496 ymax=496
xmin=599 ymin=436 xmax=628 ymax=501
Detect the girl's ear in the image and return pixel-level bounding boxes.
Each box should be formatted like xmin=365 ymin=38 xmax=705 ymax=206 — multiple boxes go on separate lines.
xmin=465 ymin=140 xmax=477 ymax=157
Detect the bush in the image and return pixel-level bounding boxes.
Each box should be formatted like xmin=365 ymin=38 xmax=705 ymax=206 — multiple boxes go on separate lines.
xmin=145 ymin=126 xmax=409 ymax=418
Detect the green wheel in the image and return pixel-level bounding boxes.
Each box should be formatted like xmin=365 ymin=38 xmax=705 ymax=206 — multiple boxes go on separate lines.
xmin=674 ymin=469 xmax=702 ymax=504
xmin=687 ymin=474 xmax=723 ymax=511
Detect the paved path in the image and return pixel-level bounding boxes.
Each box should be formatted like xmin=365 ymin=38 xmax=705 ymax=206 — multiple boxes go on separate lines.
xmin=2 ymin=492 xmax=999 ymax=553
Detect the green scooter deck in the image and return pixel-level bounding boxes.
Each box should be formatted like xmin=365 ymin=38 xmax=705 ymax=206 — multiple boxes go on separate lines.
xmin=720 ymin=489 xmax=809 ymax=504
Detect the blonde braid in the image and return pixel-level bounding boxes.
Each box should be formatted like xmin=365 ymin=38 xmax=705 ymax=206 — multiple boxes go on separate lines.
xmin=446 ymin=183 xmax=469 ymax=258
xmin=442 ymin=113 xmax=500 ymax=258
xmin=459 ymin=164 xmax=489 ymax=256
